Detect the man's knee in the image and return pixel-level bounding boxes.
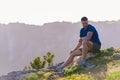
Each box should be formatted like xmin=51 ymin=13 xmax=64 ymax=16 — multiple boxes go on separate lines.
xmin=82 ymin=40 xmax=93 ymax=51
xmin=82 ymin=39 xmax=88 ymax=45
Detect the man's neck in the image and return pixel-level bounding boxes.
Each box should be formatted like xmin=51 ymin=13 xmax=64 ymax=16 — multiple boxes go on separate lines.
xmin=84 ymin=25 xmax=89 ymax=29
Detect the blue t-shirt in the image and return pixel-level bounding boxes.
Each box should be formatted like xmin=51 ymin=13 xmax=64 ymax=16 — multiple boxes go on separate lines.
xmin=80 ymin=24 xmax=101 ymax=45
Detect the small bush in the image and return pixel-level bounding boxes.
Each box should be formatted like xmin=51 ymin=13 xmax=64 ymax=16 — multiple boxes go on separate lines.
xmin=43 ymin=52 xmax=55 ymax=67
xmin=24 ymin=52 xmax=55 ymax=70
xmin=30 ymin=57 xmax=46 ymax=70
xmin=23 ymin=66 xmax=31 ymax=71
xmin=25 ymin=73 xmax=39 ymax=80
xmin=105 ymin=71 xmax=120 ymax=80
xmin=65 ymin=74 xmax=94 ymax=80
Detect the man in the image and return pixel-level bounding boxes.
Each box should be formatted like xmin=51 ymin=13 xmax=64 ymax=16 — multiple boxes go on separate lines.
xmin=56 ymin=16 xmax=101 ymax=71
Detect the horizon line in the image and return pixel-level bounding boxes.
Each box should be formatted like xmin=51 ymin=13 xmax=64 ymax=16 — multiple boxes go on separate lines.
xmin=0 ymin=19 xmax=120 ymax=26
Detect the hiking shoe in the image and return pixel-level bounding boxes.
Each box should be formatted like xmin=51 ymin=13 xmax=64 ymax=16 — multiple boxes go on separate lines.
xmin=86 ymin=52 xmax=93 ymax=59
xmin=77 ymin=58 xmax=86 ymax=66
xmin=55 ymin=65 xmax=63 ymax=72
xmin=84 ymin=62 xmax=95 ymax=69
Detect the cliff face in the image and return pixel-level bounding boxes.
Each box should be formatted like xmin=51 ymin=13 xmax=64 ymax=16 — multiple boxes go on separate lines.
xmin=0 ymin=21 xmax=120 ymax=76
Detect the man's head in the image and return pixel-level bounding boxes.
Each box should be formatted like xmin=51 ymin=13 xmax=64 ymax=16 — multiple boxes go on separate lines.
xmin=81 ymin=16 xmax=89 ymax=28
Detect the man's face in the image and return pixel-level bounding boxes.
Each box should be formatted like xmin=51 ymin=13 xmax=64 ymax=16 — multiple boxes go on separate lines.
xmin=81 ymin=21 xmax=88 ymax=28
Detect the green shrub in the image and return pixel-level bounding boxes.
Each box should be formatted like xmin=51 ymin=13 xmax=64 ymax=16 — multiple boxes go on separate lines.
xmin=25 ymin=52 xmax=55 ymax=70
xmin=105 ymin=71 xmax=120 ymax=80
xmin=65 ymin=74 xmax=94 ymax=80
xmin=25 ymin=73 xmax=39 ymax=80
xmin=23 ymin=66 xmax=31 ymax=71
xmin=30 ymin=57 xmax=46 ymax=70
xmin=43 ymin=52 xmax=54 ymax=67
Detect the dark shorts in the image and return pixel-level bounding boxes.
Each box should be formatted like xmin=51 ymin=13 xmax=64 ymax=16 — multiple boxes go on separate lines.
xmin=79 ymin=43 xmax=101 ymax=53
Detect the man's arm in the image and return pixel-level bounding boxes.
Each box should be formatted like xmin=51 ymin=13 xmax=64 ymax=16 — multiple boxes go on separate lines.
xmin=70 ymin=32 xmax=93 ymax=53
xmin=82 ymin=32 xmax=93 ymax=41
xmin=72 ymin=39 xmax=82 ymax=52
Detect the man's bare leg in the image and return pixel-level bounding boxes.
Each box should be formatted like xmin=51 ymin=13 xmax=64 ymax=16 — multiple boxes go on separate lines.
xmin=81 ymin=39 xmax=93 ymax=60
xmin=56 ymin=40 xmax=94 ymax=71
xmin=62 ymin=49 xmax=82 ymax=68
xmin=62 ymin=40 xmax=93 ymax=68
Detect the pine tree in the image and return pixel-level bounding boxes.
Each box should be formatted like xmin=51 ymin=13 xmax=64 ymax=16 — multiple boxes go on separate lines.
xmin=30 ymin=57 xmax=46 ymax=70
xmin=43 ymin=52 xmax=55 ymax=67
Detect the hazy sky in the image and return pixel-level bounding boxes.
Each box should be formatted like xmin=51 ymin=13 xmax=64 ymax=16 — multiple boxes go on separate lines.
xmin=0 ymin=0 xmax=120 ymax=25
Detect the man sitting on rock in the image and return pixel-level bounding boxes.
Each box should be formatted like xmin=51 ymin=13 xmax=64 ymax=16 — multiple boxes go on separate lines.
xmin=56 ymin=16 xmax=101 ymax=71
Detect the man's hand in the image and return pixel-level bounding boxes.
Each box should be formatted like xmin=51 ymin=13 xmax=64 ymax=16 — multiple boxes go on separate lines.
xmin=79 ymin=38 xmax=82 ymax=42
xmin=81 ymin=37 xmax=87 ymax=40
xmin=70 ymin=38 xmax=82 ymax=55
xmin=70 ymin=50 xmax=74 ymax=55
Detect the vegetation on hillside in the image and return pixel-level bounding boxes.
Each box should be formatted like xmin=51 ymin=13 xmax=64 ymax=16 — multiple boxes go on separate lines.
xmin=24 ymin=47 xmax=120 ymax=80
xmin=23 ymin=52 xmax=54 ymax=70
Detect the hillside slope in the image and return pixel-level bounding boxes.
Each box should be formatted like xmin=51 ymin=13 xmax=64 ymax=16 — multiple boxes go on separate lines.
xmin=0 ymin=47 xmax=120 ymax=80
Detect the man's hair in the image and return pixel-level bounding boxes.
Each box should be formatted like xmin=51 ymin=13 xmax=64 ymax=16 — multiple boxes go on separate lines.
xmin=81 ymin=16 xmax=88 ymax=21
